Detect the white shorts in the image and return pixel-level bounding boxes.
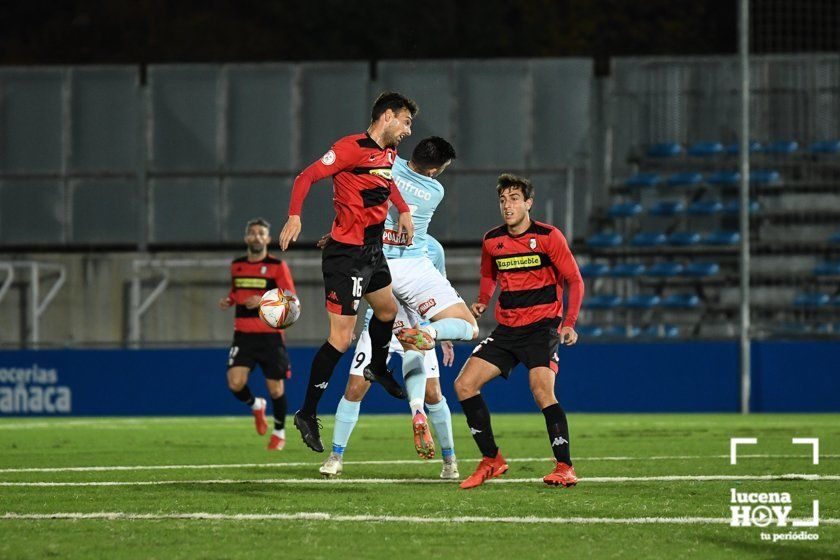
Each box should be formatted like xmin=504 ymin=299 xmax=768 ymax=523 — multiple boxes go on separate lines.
xmin=387 ymin=257 xmax=463 ymax=322
xmin=349 ymin=331 xmax=440 ymax=379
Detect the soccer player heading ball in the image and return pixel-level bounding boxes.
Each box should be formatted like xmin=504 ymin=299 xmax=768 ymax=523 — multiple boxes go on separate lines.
xmin=278 ymin=92 xmax=418 ymax=452
xmin=456 ymin=174 xmax=585 ymax=489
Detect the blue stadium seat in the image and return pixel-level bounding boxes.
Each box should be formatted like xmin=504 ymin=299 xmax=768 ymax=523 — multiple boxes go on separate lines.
xmin=683 ymin=262 xmax=720 ymax=277
xmin=813 ymin=261 xmax=840 ymax=276
xmin=603 ymin=325 xmax=641 ymax=338
xmin=834 ymin=295 xmax=840 ymax=308
xmin=668 ymin=231 xmax=702 ymax=246
xmin=723 ymin=200 xmax=760 ymax=215
xmin=608 ymin=202 xmax=643 ymax=218
xmin=609 ymin=263 xmax=646 ymax=277
xmin=749 ymin=170 xmax=781 ymax=185
xmin=575 ymin=325 xmax=603 ymax=337
xmin=809 ymin=140 xmax=840 ymax=154
xmin=647 ymin=262 xmax=684 ymax=277
xmin=641 ymin=324 xmax=680 ymax=338
xmin=703 ymin=231 xmax=741 ymax=245
xmin=666 ymin=172 xmax=703 ymax=187
xmin=706 ymin=170 xmax=740 ymax=186
xmin=725 ymin=141 xmax=763 ymax=155
xmin=624 ymin=294 xmax=661 ymax=309
xmin=687 ymin=200 xmax=723 ymax=216
xmin=829 ymin=232 xmax=840 ymax=244
xmin=648 ymin=200 xmax=685 ymax=216
xmin=631 ymin=231 xmax=667 ymax=247
xmin=687 ymin=141 xmax=724 ymax=157
xmin=793 ymin=293 xmax=830 ymax=308
xmin=625 ymin=172 xmax=662 ymax=188
xmin=580 ymin=263 xmax=610 ymax=278
xmin=587 ymin=295 xmax=623 ymax=309
xmin=647 ymin=143 xmax=682 ymax=158
xmin=815 ymin=324 xmax=833 ymax=334
xmin=587 ymin=233 xmax=624 ymax=247
xmin=763 ymin=140 xmax=799 ymax=154
xmin=662 ymin=294 xmax=700 ymax=308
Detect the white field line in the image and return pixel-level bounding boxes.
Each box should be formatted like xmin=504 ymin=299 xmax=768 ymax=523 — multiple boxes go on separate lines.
xmin=2 ymin=511 xmax=839 ymax=525
xmin=2 ymin=474 xmax=839 ymax=487
xmin=1 ymin=454 xmax=837 ymax=474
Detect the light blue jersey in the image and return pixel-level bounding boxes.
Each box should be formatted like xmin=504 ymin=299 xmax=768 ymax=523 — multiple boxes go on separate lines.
xmin=363 ymin=235 xmax=446 ymax=331
xmin=382 ymin=156 xmax=445 ymax=260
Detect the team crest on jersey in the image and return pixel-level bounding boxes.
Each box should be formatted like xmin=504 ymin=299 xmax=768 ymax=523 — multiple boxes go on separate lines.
xmin=321 ymin=150 xmax=336 ymax=165
xmin=260 ymin=266 xmax=267 ymax=274
xmin=370 ymin=168 xmax=393 ymax=180
xmin=387 ymin=152 xmax=394 ymax=164
xmin=530 ymin=238 xmax=537 ymax=249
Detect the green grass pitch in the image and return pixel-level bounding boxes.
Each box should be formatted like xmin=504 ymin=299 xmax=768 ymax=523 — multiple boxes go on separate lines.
xmin=0 ymin=413 xmax=837 ymax=559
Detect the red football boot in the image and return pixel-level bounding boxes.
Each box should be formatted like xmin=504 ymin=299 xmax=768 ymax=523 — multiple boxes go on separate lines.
xmin=412 ymin=411 xmax=435 ymax=459
xmin=396 ymin=327 xmax=436 ymax=350
xmin=251 ymin=398 xmax=268 ymax=436
xmin=543 ymin=462 xmax=578 ymax=487
xmin=267 ymin=434 xmax=285 ymax=451
xmin=459 ymin=451 xmax=508 ymax=489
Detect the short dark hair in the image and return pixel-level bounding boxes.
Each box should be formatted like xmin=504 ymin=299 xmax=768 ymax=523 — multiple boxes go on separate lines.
xmin=411 ymin=137 xmax=456 ymax=171
xmin=496 ymin=173 xmax=534 ymax=200
xmin=371 ymin=91 xmax=419 ymax=122
xmin=245 ymin=217 xmax=270 ymax=233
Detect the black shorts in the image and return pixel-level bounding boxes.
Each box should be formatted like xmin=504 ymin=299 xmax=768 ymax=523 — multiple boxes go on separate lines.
xmin=471 ymin=317 xmax=562 ymax=379
xmin=321 ymin=238 xmax=391 ymax=316
xmin=227 ymin=332 xmax=291 ymax=380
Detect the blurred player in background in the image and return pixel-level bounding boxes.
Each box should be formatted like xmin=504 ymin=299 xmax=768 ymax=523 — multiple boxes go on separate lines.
xmin=320 ymin=235 xmax=460 ymax=480
xmin=455 ymin=174 xmax=584 ymax=489
xmin=278 ymin=92 xmax=417 ymax=453
xmin=219 ymin=218 xmax=296 ymax=451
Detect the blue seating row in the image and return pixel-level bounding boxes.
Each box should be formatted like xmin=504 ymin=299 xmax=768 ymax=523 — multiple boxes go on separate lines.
xmin=586 ymin=294 xmax=701 ymax=309
xmin=575 ymin=324 xmax=681 ymax=338
xmin=793 ymin=293 xmax=840 ymax=308
xmin=625 ymin=170 xmax=779 ymax=188
xmin=608 ymin=200 xmax=760 ymax=218
xmin=587 ymin=231 xmax=740 ymax=248
xmin=646 ymin=140 xmax=840 ymax=158
xmin=580 ymin=262 xmax=720 ymax=278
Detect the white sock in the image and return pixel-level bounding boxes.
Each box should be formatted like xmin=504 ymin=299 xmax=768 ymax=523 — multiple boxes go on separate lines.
xmin=272 ymin=429 xmax=285 ymax=439
xmin=251 ymin=398 xmax=264 ymax=411
xmin=409 ymin=398 xmax=425 ymax=417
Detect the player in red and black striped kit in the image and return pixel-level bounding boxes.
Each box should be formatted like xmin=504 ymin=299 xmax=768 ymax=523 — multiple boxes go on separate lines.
xmin=278 ymin=92 xmax=418 ymax=452
xmin=219 ymin=218 xmax=296 ymax=451
xmin=455 ymin=174 xmax=585 ymax=489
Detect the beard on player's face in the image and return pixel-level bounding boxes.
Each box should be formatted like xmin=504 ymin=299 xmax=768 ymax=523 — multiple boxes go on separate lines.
xmin=248 ymin=242 xmax=265 ymax=254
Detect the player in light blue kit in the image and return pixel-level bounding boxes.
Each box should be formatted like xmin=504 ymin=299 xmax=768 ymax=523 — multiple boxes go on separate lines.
xmin=320 ymin=137 xmax=478 ymax=478
xmin=321 ymin=237 xmax=459 ymax=479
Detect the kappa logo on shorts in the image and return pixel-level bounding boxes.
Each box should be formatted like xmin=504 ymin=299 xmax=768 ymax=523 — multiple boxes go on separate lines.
xmin=418 ymin=298 xmax=436 ymax=315
xmin=327 ymin=291 xmax=340 ymax=303
xmin=552 ymin=352 xmax=559 ymax=362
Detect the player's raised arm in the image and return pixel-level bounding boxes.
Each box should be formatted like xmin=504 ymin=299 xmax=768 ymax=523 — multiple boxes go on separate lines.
xmin=280 ymin=143 xmax=355 ymax=251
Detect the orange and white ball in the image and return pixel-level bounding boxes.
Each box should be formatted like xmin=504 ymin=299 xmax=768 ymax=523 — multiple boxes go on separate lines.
xmin=258 ymin=289 xmax=301 ymax=329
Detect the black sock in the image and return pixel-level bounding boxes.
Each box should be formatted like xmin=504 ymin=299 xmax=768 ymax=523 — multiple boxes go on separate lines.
xmin=367 ymin=315 xmax=395 ymax=373
xmin=301 ymin=341 xmax=344 ymax=416
xmin=272 ymin=394 xmax=287 ymax=431
xmin=459 ymin=394 xmax=498 ymax=458
xmin=231 ymin=386 xmax=256 ymax=407
xmin=542 ymin=403 xmax=572 ymax=466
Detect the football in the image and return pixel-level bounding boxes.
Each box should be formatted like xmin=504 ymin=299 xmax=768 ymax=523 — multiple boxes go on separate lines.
xmin=258 ymin=289 xmax=301 ymax=329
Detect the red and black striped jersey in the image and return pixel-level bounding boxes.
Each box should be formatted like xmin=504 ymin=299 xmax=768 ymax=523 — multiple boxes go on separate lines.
xmin=227 ymin=255 xmax=296 ymax=334
xmin=477 ymin=220 xmax=584 ymax=329
xmin=288 ymin=133 xmax=410 ymax=246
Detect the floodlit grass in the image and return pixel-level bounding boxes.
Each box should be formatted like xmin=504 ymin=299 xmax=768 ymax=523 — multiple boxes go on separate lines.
xmin=0 ymin=413 xmax=837 ymax=559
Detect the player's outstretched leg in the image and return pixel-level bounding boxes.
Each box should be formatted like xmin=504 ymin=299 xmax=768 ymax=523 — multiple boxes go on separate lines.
xmin=397 ymin=303 xmax=479 ymax=350
xmin=402 ymin=349 xmax=434 ymax=459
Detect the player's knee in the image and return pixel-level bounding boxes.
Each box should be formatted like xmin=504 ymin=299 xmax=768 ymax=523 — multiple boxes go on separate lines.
xmin=469 ymin=320 xmax=480 ymax=340
xmin=425 ymin=386 xmax=442 ymax=405
xmin=344 ymin=376 xmax=368 ymax=401
xmin=372 ymin=300 xmax=397 ymax=321
xmin=268 ymin=385 xmax=284 ymax=399
xmin=227 ymin=378 xmax=245 ymax=392
xmin=531 ymin=387 xmax=556 ymax=409
xmin=328 ymin=331 xmax=353 ymax=352
xmin=454 ymin=375 xmax=475 ymax=399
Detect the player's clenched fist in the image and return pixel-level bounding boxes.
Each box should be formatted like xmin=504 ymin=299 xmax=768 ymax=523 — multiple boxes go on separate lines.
xmin=470 ymin=302 xmax=487 ymax=318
